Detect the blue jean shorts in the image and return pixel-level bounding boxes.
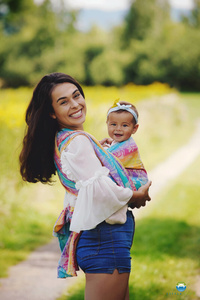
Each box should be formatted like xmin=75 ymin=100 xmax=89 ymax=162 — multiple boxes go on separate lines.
xmin=76 ymin=210 xmax=135 ymax=274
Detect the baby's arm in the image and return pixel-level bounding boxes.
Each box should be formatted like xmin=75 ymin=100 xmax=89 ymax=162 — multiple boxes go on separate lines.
xmin=99 ymin=137 xmax=113 ymax=147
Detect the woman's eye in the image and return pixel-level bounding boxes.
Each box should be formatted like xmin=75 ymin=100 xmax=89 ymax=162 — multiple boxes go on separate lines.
xmin=74 ymin=93 xmax=80 ymax=98
xmin=61 ymin=100 xmax=67 ymax=105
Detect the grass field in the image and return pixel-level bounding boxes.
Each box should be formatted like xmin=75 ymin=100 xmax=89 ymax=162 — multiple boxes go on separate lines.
xmin=0 ymin=85 xmax=199 ymax=297
xmin=128 ymin=157 xmax=200 ymax=300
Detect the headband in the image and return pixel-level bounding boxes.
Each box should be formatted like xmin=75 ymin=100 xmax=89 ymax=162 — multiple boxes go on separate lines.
xmin=107 ymin=102 xmax=138 ymax=124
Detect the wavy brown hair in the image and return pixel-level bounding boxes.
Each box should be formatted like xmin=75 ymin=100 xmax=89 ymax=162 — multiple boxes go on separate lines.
xmin=19 ymin=72 xmax=85 ymax=183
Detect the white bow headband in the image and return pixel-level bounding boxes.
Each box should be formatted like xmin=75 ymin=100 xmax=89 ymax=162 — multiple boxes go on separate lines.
xmin=107 ymin=102 xmax=138 ymax=124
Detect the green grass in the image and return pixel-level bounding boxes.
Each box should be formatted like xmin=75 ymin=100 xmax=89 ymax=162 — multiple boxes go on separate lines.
xmin=0 ymin=125 xmax=64 ymax=277
xmin=180 ymin=92 xmax=200 ymax=120
xmin=129 ymin=155 xmax=200 ymax=300
xmin=58 ymin=150 xmax=200 ymax=300
xmin=133 ymin=92 xmax=199 ymax=170
xmin=0 ymin=176 xmax=64 ymax=277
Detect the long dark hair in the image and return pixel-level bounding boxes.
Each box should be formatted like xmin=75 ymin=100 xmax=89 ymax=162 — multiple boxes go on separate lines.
xmin=19 ymin=72 xmax=85 ymax=183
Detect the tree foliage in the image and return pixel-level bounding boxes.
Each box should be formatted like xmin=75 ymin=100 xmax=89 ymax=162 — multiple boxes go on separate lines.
xmin=122 ymin=0 xmax=170 ymax=43
xmin=0 ymin=0 xmax=199 ymax=90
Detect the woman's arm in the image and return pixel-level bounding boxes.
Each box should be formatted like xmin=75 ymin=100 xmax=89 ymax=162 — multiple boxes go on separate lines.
xmin=128 ymin=181 xmax=152 ymax=208
xmin=61 ymin=135 xmax=133 ymax=232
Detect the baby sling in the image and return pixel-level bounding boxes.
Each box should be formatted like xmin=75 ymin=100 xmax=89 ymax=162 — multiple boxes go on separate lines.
xmin=53 ymin=129 xmax=136 ymax=277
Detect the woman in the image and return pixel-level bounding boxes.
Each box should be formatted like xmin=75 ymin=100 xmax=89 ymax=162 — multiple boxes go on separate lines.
xmin=19 ymin=72 xmax=151 ymax=300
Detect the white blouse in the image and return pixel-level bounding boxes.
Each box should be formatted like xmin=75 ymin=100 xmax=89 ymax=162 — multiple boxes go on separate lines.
xmin=60 ymin=135 xmax=133 ymax=233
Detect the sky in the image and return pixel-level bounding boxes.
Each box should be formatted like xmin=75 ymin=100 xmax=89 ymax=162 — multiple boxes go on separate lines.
xmin=34 ymin=0 xmax=194 ymax=11
xmin=34 ymin=0 xmax=194 ymax=31
xmin=64 ymin=0 xmax=194 ymax=11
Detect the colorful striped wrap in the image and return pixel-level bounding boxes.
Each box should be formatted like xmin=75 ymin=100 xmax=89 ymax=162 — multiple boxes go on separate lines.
xmin=107 ymin=137 xmax=148 ymax=190
xmin=53 ymin=129 xmax=136 ymax=278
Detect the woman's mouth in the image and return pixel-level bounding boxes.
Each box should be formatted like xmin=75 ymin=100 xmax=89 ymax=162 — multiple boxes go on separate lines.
xmin=70 ymin=109 xmax=82 ymax=119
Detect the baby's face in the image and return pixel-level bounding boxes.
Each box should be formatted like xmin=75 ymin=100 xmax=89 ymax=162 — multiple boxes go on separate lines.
xmin=107 ymin=111 xmax=137 ymax=142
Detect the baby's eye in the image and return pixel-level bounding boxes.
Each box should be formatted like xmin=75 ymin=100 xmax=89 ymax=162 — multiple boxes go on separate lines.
xmin=123 ymin=124 xmax=128 ymax=127
xmin=111 ymin=123 xmax=116 ymax=126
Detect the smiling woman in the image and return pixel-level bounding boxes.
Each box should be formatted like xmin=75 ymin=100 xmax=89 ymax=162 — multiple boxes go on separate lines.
xmin=19 ymin=72 xmax=151 ymax=300
xmin=19 ymin=73 xmax=85 ymax=183
xmin=51 ymin=83 xmax=87 ymax=130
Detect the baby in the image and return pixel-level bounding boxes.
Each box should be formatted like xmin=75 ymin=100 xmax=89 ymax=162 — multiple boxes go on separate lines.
xmin=102 ymin=100 xmax=149 ymax=224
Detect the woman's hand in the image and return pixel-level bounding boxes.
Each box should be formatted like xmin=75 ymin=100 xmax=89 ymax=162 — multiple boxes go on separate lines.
xmin=128 ymin=181 xmax=152 ymax=209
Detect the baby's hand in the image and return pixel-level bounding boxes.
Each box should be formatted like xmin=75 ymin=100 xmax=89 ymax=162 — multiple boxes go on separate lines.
xmin=99 ymin=137 xmax=113 ymax=147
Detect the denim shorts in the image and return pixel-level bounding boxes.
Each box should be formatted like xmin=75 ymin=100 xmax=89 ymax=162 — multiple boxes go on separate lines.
xmin=76 ymin=210 xmax=135 ymax=274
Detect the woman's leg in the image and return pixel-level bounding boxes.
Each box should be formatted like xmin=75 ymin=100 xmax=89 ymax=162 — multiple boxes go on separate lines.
xmin=125 ymin=284 xmax=130 ymax=300
xmin=85 ymin=269 xmax=130 ymax=300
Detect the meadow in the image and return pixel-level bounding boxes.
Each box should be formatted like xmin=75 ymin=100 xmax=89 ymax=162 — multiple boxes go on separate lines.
xmin=0 ymin=85 xmax=199 ymax=299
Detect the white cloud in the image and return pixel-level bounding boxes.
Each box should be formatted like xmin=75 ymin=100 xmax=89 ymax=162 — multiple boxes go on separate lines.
xmin=34 ymin=0 xmax=44 ymax=4
xmin=64 ymin=0 xmax=130 ymax=11
xmin=169 ymin=0 xmax=194 ymax=10
xmin=35 ymin=0 xmax=194 ymax=11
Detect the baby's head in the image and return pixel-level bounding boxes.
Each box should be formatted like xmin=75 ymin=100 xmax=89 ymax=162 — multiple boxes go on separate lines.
xmin=106 ymin=100 xmax=139 ymax=143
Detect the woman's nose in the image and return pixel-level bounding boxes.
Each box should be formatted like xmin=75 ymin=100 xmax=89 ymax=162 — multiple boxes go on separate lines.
xmin=70 ymin=98 xmax=79 ymax=108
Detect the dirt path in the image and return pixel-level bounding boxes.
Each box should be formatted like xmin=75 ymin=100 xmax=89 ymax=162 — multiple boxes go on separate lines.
xmin=0 ymin=240 xmax=83 ymax=300
xmin=135 ymin=119 xmax=200 ymax=218
xmin=0 ymin=120 xmax=200 ymax=300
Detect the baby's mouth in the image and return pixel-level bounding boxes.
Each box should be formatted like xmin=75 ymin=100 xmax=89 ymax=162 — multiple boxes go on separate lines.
xmin=114 ymin=133 xmax=123 ymax=137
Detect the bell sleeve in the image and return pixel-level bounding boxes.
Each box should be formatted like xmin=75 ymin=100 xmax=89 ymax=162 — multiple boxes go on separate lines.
xmin=60 ymin=135 xmax=133 ymax=233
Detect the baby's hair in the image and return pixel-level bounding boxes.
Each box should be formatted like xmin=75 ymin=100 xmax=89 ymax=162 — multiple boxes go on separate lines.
xmin=107 ymin=100 xmax=139 ymax=125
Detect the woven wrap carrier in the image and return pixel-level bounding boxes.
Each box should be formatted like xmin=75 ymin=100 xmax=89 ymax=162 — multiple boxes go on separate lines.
xmin=53 ymin=129 xmax=137 ymax=277
xmin=107 ymin=137 xmax=148 ymax=190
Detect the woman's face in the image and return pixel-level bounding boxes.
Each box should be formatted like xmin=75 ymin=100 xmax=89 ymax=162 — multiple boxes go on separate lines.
xmin=51 ymin=82 xmax=86 ymax=130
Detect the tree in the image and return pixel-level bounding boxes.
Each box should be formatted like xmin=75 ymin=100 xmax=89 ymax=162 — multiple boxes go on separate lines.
xmin=0 ymin=0 xmax=82 ymax=86
xmin=122 ymin=0 xmax=170 ymax=45
xmin=0 ymin=0 xmax=35 ymax=34
xmin=186 ymin=0 xmax=200 ymax=28
xmin=89 ymin=49 xmax=125 ymax=86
